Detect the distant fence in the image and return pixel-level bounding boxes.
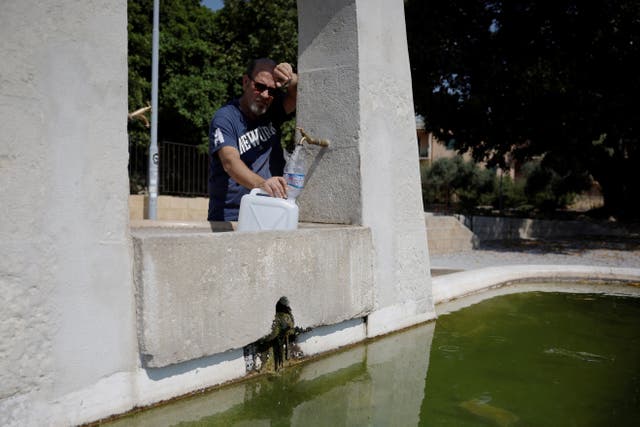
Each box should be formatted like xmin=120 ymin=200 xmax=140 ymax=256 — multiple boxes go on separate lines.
xmin=129 ymin=140 xmax=209 ymax=197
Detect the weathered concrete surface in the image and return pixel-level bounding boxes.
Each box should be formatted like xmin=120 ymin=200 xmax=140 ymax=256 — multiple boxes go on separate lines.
xmin=0 ymin=0 xmax=436 ymax=424
xmin=297 ymin=0 xmax=434 ymax=338
xmin=297 ymin=318 xmax=367 ymax=356
xmin=132 ymin=226 xmax=375 ymax=368
xmin=296 ymin=0 xmax=361 ymax=224
xmin=0 ymin=1 xmax=136 ymax=426
xmin=357 ymin=0 xmax=434 ymax=335
xmin=425 ymin=214 xmax=476 ymax=254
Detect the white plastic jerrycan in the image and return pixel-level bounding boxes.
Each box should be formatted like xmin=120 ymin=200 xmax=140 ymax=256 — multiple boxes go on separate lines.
xmin=237 ymin=188 xmax=299 ymax=232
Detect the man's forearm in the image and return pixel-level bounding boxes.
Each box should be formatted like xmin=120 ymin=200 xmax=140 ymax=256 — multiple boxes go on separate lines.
xmin=274 ymin=62 xmax=298 ymax=115
xmin=224 ymin=157 xmax=266 ymax=190
xmin=283 ymin=82 xmax=297 ymax=115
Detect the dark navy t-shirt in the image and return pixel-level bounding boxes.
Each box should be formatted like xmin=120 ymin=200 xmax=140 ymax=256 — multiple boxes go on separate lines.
xmin=207 ymin=98 xmax=287 ymax=221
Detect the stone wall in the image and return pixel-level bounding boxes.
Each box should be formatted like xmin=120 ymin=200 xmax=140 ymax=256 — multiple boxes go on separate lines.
xmin=129 ymin=195 xmax=209 ymax=221
xmin=133 ymin=225 xmax=375 ymax=368
xmin=0 ymin=1 xmax=136 ymax=425
xmin=466 ymin=215 xmax=635 ymax=241
xmin=297 ymin=0 xmax=434 ymax=338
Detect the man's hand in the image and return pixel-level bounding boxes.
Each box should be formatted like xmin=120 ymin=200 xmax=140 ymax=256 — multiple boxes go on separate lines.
xmin=218 ymin=146 xmax=287 ymax=198
xmin=273 ymin=63 xmax=297 ymax=89
xmin=273 ymin=63 xmax=298 ymax=114
xmin=261 ymin=176 xmax=288 ymax=199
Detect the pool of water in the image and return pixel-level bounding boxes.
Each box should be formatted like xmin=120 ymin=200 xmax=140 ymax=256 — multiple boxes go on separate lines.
xmin=108 ymin=290 xmax=640 ymax=426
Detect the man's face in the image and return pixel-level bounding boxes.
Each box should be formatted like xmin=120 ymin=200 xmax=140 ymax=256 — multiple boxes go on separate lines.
xmin=243 ymin=68 xmax=277 ymax=117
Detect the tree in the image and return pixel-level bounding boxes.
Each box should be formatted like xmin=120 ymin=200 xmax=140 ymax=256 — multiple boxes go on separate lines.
xmin=128 ymin=0 xmax=225 ymax=148
xmin=128 ymin=0 xmax=154 ymax=146
xmin=421 ymin=157 xmax=496 ymax=210
xmin=212 ymin=0 xmax=299 ymax=149
xmin=523 ymin=159 xmax=577 ymax=212
xmin=405 ymin=0 xmax=640 ymax=219
xmin=127 ymin=0 xmax=298 ymax=150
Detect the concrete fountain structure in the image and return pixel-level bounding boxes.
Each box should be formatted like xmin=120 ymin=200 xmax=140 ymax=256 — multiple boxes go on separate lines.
xmin=1 ymin=0 xmax=433 ymax=425
xmin=2 ymin=0 xmax=639 ymax=426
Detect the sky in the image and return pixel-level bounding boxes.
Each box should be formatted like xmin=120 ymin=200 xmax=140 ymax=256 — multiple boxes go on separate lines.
xmin=201 ymin=0 xmax=224 ymax=11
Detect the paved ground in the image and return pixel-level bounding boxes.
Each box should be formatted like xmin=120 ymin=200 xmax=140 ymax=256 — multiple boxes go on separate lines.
xmin=430 ymin=236 xmax=640 ymax=272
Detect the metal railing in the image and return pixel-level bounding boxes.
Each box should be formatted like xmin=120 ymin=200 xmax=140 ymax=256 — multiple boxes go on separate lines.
xmin=128 ymin=140 xmax=209 ymax=197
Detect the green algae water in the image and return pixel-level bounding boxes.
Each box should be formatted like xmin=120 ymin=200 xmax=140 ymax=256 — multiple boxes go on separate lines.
xmin=108 ymin=291 xmax=640 ymax=426
xmin=423 ymin=291 xmax=640 ymax=427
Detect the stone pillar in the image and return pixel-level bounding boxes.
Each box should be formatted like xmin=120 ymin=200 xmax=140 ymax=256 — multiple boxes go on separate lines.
xmin=297 ymin=0 xmax=434 ymax=336
xmin=0 ymin=1 xmax=136 ymax=424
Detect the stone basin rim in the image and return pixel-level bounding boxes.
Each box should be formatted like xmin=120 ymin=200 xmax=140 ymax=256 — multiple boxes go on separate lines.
xmin=432 ymin=264 xmax=640 ymax=306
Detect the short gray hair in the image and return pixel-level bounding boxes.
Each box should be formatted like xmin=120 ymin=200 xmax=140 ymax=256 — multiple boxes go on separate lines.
xmin=245 ymin=58 xmax=276 ymax=78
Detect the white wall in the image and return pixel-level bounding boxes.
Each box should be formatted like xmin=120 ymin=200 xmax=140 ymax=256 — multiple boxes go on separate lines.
xmin=297 ymin=0 xmax=434 ymax=338
xmin=0 ymin=1 xmax=137 ymax=424
xmin=296 ymin=0 xmax=362 ymax=224
xmin=357 ymin=0 xmax=433 ymax=334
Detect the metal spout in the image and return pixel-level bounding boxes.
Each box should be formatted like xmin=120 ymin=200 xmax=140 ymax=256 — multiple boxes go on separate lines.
xmin=296 ymin=127 xmax=330 ymax=147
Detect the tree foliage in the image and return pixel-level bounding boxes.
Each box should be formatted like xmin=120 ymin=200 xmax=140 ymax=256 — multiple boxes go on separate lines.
xmin=405 ymin=0 xmax=640 ymax=218
xmin=421 ymin=157 xmax=496 ymax=210
xmin=127 ymin=0 xmax=298 ymax=150
xmin=421 ymin=156 xmax=584 ymax=215
xmin=523 ymin=159 xmax=577 ymax=211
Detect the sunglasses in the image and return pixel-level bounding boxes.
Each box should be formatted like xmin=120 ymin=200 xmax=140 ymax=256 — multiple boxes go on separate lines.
xmin=249 ymin=78 xmax=279 ymax=97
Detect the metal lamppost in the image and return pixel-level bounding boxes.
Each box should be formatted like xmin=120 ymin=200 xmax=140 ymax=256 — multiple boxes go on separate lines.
xmin=147 ymin=0 xmax=160 ymax=219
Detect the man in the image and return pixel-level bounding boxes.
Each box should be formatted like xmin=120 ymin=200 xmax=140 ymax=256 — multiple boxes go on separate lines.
xmin=207 ymin=58 xmax=298 ymax=221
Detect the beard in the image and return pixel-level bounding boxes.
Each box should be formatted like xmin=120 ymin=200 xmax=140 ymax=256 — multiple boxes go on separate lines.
xmin=249 ymin=100 xmax=269 ymax=116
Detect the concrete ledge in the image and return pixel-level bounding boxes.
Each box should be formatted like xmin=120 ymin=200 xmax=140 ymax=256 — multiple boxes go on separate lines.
xmin=129 ymin=219 xmax=353 ymax=232
xmin=432 ymin=265 xmax=640 ymax=304
xmin=366 ymin=299 xmax=435 ymax=338
xmin=297 ymin=318 xmax=367 ymax=356
xmin=130 ymin=219 xmax=215 ymax=229
xmin=132 ymin=226 xmax=375 ymax=368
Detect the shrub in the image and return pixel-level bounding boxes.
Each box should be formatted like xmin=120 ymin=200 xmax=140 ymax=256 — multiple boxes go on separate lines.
xmin=420 ymin=156 xmax=587 ymax=216
xmin=421 ymin=157 xmax=496 ymax=211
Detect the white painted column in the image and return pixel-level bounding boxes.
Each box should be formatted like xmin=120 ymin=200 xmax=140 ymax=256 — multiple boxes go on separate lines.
xmin=296 ymin=0 xmax=362 ymax=224
xmin=297 ymin=0 xmax=434 ymax=336
xmin=0 ymin=1 xmax=137 ymax=425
